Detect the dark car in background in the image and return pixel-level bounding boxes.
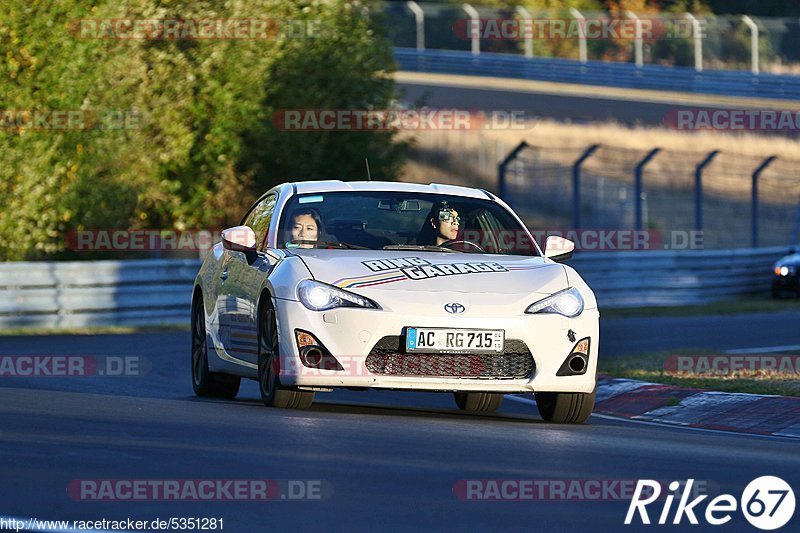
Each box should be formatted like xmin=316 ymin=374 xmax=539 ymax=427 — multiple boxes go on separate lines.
xmin=772 ymin=249 xmax=800 ymax=297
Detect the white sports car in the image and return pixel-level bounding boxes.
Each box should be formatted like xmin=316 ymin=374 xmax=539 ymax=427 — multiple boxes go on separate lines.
xmin=192 ymin=180 xmax=599 ymax=423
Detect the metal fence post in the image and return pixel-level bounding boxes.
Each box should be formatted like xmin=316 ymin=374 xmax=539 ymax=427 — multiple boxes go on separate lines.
xmin=742 ymin=15 xmax=760 ymax=75
xmin=463 ymin=4 xmax=480 ymax=56
xmin=516 ymin=6 xmax=533 ymax=58
xmin=751 ymin=155 xmax=777 ymax=248
xmin=694 ymin=150 xmax=720 ymax=233
xmin=572 ymin=144 xmax=601 ymax=230
xmin=497 ymin=141 xmax=529 ymax=202
xmin=569 ymin=8 xmax=588 ymax=64
xmin=634 ymin=149 xmax=661 ymax=230
xmin=406 ymin=1 xmax=425 ymax=51
xmin=626 ymin=11 xmax=644 ymax=68
xmin=685 ymin=13 xmax=703 ymax=72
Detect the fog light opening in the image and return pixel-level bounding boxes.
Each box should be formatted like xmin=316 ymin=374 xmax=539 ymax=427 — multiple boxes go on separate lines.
xmin=303 ymin=347 xmax=324 ymax=367
xmin=556 ymin=337 xmax=592 ymax=377
xmin=294 ymin=330 xmax=344 ymax=371
xmin=568 ymin=354 xmax=587 ymax=373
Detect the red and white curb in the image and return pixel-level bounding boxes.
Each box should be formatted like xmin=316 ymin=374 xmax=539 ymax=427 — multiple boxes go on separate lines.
xmin=593 ymin=378 xmax=800 ymax=438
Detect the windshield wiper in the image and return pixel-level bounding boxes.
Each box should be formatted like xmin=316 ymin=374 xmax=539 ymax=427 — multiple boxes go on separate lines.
xmin=289 ymin=240 xmax=368 ymax=250
xmin=382 ymin=244 xmax=461 ymax=253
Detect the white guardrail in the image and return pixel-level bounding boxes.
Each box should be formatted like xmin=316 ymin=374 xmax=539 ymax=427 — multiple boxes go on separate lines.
xmin=0 ymin=259 xmax=199 ymax=329
xmin=0 ymin=247 xmax=791 ymax=329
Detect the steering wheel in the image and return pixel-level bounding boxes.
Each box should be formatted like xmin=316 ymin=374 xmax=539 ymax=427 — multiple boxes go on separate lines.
xmin=440 ymin=239 xmax=485 ymax=253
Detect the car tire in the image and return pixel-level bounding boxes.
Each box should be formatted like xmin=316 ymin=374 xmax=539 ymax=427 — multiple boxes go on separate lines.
xmin=258 ymin=297 xmax=314 ymax=409
xmin=535 ymin=389 xmax=596 ymax=424
xmin=191 ymin=294 xmax=241 ymax=399
xmin=453 ymin=392 xmax=503 ymax=412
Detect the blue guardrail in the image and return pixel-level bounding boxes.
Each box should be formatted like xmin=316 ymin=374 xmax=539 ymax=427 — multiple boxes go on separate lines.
xmin=393 ymin=47 xmax=800 ymax=101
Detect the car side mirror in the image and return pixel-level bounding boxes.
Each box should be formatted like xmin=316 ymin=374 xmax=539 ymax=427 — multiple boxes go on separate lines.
xmin=544 ymin=236 xmax=575 ymax=262
xmin=222 ymin=226 xmax=258 ymax=263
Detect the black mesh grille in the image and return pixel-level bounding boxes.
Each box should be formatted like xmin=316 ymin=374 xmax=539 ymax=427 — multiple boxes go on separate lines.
xmin=365 ymin=336 xmax=534 ymax=379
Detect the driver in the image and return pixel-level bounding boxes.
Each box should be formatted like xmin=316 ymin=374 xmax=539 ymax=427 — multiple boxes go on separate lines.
xmin=417 ymin=201 xmax=460 ymax=246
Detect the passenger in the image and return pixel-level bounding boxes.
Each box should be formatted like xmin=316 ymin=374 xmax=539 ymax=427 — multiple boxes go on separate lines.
xmin=417 ymin=201 xmax=461 ymax=246
xmin=290 ymin=208 xmax=325 ymax=248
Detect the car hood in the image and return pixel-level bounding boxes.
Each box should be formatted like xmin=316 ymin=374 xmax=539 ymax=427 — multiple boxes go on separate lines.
xmin=290 ymin=249 xmax=567 ymax=295
xmin=777 ymin=253 xmax=800 ymax=267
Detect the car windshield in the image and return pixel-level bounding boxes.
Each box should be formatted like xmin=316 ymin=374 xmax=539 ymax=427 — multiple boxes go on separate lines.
xmin=278 ymin=191 xmax=540 ymax=256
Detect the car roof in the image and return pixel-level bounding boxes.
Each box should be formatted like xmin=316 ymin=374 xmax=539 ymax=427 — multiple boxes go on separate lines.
xmin=290 ymin=180 xmax=494 ymax=200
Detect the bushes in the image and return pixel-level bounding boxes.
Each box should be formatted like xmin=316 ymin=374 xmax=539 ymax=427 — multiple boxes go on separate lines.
xmin=0 ymin=0 xmax=404 ymax=260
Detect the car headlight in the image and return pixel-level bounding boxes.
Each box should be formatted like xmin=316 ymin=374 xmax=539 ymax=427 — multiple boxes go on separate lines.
xmin=297 ymin=280 xmax=378 ymax=311
xmin=525 ymin=288 xmax=584 ymax=318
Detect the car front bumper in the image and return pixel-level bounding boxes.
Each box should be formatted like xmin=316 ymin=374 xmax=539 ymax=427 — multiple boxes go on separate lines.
xmin=275 ymin=299 xmax=599 ymax=394
xmin=773 ymin=275 xmax=799 ymax=291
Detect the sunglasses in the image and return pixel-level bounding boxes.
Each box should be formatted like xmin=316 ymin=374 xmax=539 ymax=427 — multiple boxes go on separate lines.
xmin=438 ymin=210 xmax=461 ymax=224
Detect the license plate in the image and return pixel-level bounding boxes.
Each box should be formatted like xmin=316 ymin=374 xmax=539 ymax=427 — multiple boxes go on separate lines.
xmin=405 ymin=327 xmax=505 ymax=353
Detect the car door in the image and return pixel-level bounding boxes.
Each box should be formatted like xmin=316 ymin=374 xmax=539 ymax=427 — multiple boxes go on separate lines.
xmin=216 ymin=193 xmax=278 ymax=368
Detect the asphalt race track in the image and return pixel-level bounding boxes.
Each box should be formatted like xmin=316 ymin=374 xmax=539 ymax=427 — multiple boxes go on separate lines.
xmin=398 ymin=81 xmax=680 ymax=126
xmin=1 ymin=313 xmax=799 ymax=532
xmin=602 ymin=311 xmax=800 ymax=356
xmin=396 ymin=76 xmax=800 ymax=130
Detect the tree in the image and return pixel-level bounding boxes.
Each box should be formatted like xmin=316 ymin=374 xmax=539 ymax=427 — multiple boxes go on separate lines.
xmin=0 ymin=0 xmax=405 ymax=260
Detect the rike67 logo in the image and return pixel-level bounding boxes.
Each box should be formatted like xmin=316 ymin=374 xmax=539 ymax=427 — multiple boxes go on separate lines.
xmin=626 ymin=477 xmax=795 ymax=530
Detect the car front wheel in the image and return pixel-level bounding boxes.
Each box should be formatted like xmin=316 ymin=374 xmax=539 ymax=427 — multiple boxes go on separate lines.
xmin=191 ymin=294 xmax=241 ymax=399
xmin=535 ymin=389 xmax=596 ymax=424
xmin=258 ymin=298 xmax=314 ymax=409
xmin=453 ymin=392 xmax=503 ymax=412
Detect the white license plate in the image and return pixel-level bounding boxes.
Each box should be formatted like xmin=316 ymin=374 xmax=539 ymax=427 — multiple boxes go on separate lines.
xmin=405 ymin=328 xmax=505 ymax=353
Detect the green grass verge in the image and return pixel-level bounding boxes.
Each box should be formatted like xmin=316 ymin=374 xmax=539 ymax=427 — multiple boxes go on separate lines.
xmin=602 ymin=295 xmax=800 ymax=318
xmin=601 ymin=349 xmax=800 ymax=397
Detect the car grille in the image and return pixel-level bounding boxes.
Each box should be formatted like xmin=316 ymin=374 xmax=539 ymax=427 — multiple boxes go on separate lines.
xmin=365 ymin=336 xmax=534 ymax=379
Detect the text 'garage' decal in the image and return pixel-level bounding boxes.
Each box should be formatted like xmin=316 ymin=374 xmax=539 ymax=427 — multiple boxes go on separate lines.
xmin=362 ymin=257 xmax=508 ymax=280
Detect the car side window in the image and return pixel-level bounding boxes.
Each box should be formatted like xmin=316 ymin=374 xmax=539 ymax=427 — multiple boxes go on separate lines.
xmin=243 ymin=194 xmax=277 ymax=251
